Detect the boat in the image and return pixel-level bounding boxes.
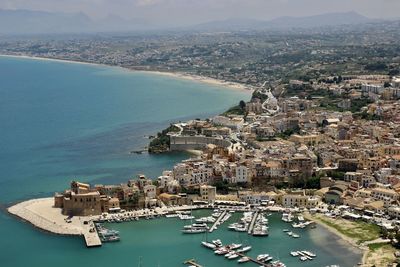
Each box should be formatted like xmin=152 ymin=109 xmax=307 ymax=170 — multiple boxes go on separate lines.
xmin=292 ymin=233 xmax=300 ymax=238
xmin=215 ymin=248 xmax=229 ymax=255
xmin=282 ymin=213 xmax=293 ymax=222
xmin=282 ymin=229 xmax=289 ymax=232
xmin=287 ymin=231 xmax=293 ymax=236
xmin=290 ymin=251 xmax=299 ymax=257
xmin=201 ymin=241 xmax=216 ymax=249
xmin=264 ymin=256 xmax=273 ymax=262
xmin=181 ymin=228 xmax=206 ymax=234
xmin=227 ymin=253 xmax=239 ymax=260
xmin=228 ymin=243 xmax=242 ymax=250
xmin=236 ymin=246 xmax=251 ymax=253
xmin=238 ymin=256 xmax=250 ymax=263
xmin=302 ymin=251 xmax=316 ymax=257
xmin=257 ymin=254 xmax=269 ymax=261
xmin=183 ymin=223 xmax=208 ymax=229
xmin=212 ymin=239 xmax=222 ymax=247
xmin=224 ymin=251 xmax=235 ymax=258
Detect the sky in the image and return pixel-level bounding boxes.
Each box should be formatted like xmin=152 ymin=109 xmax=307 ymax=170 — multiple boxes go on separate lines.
xmin=0 ymin=0 xmax=399 ymax=26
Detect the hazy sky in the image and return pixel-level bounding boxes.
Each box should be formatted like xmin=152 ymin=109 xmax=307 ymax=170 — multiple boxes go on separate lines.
xmin=1 ymin=0 xmax=399 ymax=25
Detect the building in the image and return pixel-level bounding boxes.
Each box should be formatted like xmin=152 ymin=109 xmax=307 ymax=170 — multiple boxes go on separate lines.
xmin=54 ymin=181 xmax=104 ymax=216
xmin=236 ymin=165 xmax=251 ymax=183
xmin=199 ymin=185 xmax=216 ymax=203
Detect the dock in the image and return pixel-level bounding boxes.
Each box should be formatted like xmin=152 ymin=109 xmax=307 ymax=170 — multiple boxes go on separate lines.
xmin=82 ymin=221 xmax=102 ymax=247
xmin=209 ymin=210 xmax=227 ymax=233
xmin=247 ymin=211 xmax=259 ymax=234
xmin=235 ymin=251 xmax=272 ymax=267
xmin=184 ymin=259 xmax=203 ymax=267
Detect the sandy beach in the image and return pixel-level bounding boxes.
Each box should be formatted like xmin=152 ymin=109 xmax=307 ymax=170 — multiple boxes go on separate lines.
xmin=0 ymin=54 xmax=254 ymax=92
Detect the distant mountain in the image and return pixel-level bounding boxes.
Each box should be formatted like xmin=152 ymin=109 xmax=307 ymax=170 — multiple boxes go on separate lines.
xmin=0 ymin=9 xmax=92 ymax=34
xmin=189 ymin=11 xmax=377 ymax=32
xmin=0 ymin=9 xmax=153 ymax=34
xmin=267 ymin=11 xmax=373 ymax=28
xmin=0 ymin=9 xmax=383 ymax=35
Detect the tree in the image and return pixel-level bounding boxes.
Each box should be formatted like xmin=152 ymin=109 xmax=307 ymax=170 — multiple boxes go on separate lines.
xmin=239 ymin=100 xmax=246 ymax=110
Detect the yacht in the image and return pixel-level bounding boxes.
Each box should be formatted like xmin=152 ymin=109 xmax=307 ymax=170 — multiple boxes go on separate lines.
xmin=201 ymin=241 xmax=216 ymax=249
xmin=181 ymin=228 xmax=206 ymax=234
xmin=236 ymin=246 xmax=251 ymax=253
xmin=227 ymin=253 xmax=239 ymax=260
xmin=238 ymin=256 xmax=250 ymax=263
xmin=257 ymin=254 xmax=269 ymax=261
xmin=212 ymin=239 xmax=222 ymax=247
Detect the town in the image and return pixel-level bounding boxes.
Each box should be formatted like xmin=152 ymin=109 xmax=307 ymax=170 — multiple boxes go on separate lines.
xmin=45 ymin=73 xmax=400 ymax=266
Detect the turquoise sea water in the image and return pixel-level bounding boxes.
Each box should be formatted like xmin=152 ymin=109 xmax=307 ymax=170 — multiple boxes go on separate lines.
xmin=0 ymin=56 xmax=361 ymax=267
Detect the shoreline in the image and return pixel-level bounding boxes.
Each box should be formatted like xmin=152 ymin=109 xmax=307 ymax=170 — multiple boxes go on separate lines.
xmin=303 ymin=213 xmax=372 ymax=266
xmin=0 ymin=54 xmax=254 ymax=93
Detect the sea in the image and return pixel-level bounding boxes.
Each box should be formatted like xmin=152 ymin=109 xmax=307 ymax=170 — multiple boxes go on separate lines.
xmin=0 ymin=56 xmax=361 ymax=267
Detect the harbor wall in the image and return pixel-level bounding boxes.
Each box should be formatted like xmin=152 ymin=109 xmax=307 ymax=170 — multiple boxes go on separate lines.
xmin=170 ymin=135 xmax=231 ymax=151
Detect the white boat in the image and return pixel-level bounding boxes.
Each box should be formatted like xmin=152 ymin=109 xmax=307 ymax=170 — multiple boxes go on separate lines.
xmin=290 ymin=251 xmax=299 ymax=257
xmin=212 ymin=239 xmax=222 ymax=247
xmin=236 ymin=246 xmax=251 ymax=253
xmin=292 ymin=233 xmax=300 ymax=238
xmin=238 ymin=256 xmax=250 ymax=263
xmin=282 ymin=213 xmax=293 ymax=222
xmin=201 ymin=241 xmax=216 ymax=249
xmin=302 ymin=251 xmax=316 ymax=257
xmin=257 ymin=254 xmax=269 ymax=261
xmin=215 ymin=248 xmax=229 ymax=255
xmin=228 ymin=253 xmax=239 ymax=260
xmin=264 ymin=256 xmax=273 ymax=262
xmin=225 ymin=251 xmax=235 ymax=258
xmin=181 ymin=228 xmax=206 ymax=234
xmin=228 ymin=243 xmax=242 ymax=250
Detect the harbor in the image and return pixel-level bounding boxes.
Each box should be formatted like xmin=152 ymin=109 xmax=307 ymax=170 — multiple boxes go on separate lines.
xmin=7 ymin=198 xmax=362 ymax=266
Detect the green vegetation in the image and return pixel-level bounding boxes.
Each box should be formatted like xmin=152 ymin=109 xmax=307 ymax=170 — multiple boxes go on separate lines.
xmin=328 ymin=170 xmax=345 ymax=180
xmin=148 ymin=124 xmax=180 ymax=153
xmin=223 ymin=100 xmax=246 ymax=115
xmin=365 ymin=62 xmax=388 ymax=72
xmin=275 ymin=126 xmax=300 ymax=139
xmin=317 ymin=216 xmax=381 ymax=244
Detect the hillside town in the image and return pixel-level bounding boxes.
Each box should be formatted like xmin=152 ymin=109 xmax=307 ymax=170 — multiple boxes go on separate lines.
xmin=58 ymin=75 xmax=400 ymax=222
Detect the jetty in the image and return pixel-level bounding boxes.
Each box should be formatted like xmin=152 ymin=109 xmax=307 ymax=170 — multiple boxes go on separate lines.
xmin=248 ymin=211 xmax=259 ymax=234
xmin=82 ymin=221 xmax=102 ymax=247
xmin=235 ymin=251 xmax=272 ymax=267
xmin=184 ymin=259 xmax=203 ymax=267
xmin=209 ymin=210 xmax=227 ymax=233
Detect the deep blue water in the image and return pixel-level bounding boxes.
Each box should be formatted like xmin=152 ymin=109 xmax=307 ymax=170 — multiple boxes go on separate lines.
xmin=0 ymin=56 xmax=250 ymax=203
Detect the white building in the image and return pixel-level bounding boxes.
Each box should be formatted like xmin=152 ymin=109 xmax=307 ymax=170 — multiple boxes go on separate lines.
xmin=236 ymin=165 xmax=251 ymax=183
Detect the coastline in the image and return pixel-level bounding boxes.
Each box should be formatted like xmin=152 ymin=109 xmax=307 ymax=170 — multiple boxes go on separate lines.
xmin=303 ymin=212 xmax=391 ymax=267
xmin=0 ymin=54 xmax=254 ymax=93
